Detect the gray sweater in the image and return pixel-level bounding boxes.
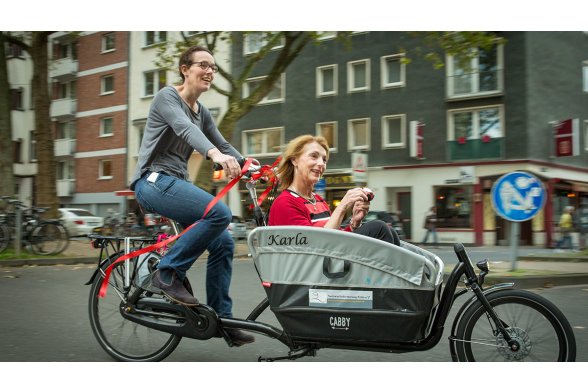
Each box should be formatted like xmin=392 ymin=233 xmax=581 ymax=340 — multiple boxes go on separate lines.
xmin=130 ymin=86 xmax=241 ymax=189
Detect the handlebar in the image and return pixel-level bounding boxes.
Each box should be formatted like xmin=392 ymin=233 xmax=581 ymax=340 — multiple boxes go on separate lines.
xmin=213 ymin=157 xmax=264 ymax=182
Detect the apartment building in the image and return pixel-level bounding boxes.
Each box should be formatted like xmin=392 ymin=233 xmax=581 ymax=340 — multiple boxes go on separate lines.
xmin=6 ymin=35 xmax=36 ymax=203
xmin=231 ymin=31 xmax=588 ymax=246
xmin=50 ymin=31 xmax=129 ymax=217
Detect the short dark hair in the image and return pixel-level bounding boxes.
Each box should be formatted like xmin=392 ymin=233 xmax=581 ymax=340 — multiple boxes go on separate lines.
xmin=178 ymin=45 xmax=213 ymax=82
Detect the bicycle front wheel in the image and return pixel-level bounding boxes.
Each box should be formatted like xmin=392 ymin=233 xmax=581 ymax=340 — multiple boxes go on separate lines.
xmin=29 ymin=221 xmax=69 ymax=255
xmin=454 ymin=289 xmax=576 ymax=361
xmin=88 ymin=253 xmax=182 ymax=361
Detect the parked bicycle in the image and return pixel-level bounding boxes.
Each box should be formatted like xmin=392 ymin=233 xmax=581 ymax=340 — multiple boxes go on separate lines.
xmin=0 ymin=197 xmax=70 ymax=255
xmin=86 ymin=161 xmax=576 ymax=362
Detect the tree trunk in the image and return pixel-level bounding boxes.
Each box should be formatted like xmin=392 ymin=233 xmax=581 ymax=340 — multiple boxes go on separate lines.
xmin=30 ymin=32 xmax=59 ymax=218
xmin=0 ymin=33 xmax=15 ymax=197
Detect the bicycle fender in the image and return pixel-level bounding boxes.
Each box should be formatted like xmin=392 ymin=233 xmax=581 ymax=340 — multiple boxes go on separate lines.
xmin=448 ymin=283 xmax=514 ymax=360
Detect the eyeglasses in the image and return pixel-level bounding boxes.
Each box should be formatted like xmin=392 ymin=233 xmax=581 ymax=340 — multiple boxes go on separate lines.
xmin=190 ymin=61 xmax=219 ymax=73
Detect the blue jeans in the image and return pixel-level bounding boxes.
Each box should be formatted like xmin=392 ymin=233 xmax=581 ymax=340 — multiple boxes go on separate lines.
xmin=422 ymin=228 xmax=438 ymax=244
xmin=134 ymin=172 xmax=234 ymax=317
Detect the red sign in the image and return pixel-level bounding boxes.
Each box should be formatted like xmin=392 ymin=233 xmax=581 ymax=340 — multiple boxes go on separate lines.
xmin=410 ymin=121 xmax=425 ymax=159
xmin=554 ymin=119 xmax=579 ymax=157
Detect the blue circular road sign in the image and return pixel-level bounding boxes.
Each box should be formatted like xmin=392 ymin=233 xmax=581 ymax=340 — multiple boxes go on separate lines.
xmin=491 ymin=171 xmax=546 ymax=222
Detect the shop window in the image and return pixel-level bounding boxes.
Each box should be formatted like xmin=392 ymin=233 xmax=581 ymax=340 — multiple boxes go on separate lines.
xmin=434 ymin=186 xmax=473 ymax=228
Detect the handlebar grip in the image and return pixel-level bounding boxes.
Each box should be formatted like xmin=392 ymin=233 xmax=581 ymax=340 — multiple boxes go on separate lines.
xmin=213 ymin=156 xmax=246 ymax=171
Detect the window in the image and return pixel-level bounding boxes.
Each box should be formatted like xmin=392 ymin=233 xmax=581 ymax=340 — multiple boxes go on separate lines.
xmin=347 ymin=118 xmax=371 ymax=151
xmin=7 ymin=43 xmax=23 ymax=59
xmin=57 ymin=121 xmax=76 ymax=139
xmin=100 ymin=117 xmax=114 ymax=136
xmin=316 ymin=65 xmax=338 ymax=97
xmin=446 ymin=43 xmax=503 ymax=98
xmin=56 ymin=42 xmax=77 ymax=60
xmin=243 ymin=32 xmax=283 ymax=55
xmin=316 ymin=121 xmax=338 ymax=151
xmin=347 ymin=59 xmax=370 ymax=92
xmin=242 ymin=127 xmax=283 ymax=157
xmin=244 ymin=74 xmax=285 ymax=104
xmin=99 ymin=159 xmax=113 ymax=179
xmin=58 ymin=81 xmax=76 ymax=99
xmin=10 ymin=88 xmax=23 ymax=110
xmin=381 ymin=54 xmax=405 ymax=88
xmin=13 ymin=139 xmax=22 ymax=164
xmin=434 ymin=186 xmax=473 ymax=228
xmin=101 ymin=75 xmax=114 ymax=94
xmin=583 ymin=61 xmax=588 ymax=93
xmin=448 ymin=105 xmax=503 ymax=142
xmin=102 ymin=32 xmax=115 ymax=52
xmin=29 ymin=131 xmax=37 ymax=162
xmin=57 ymin=160 xmax=75 ymax=180
xmin=144 ymin=70 xmax=167 ymax=97
xmin=145 ymin=31 xmax=167 ymax=46
xmin=382 ymin=114 xmax=406 ymax=148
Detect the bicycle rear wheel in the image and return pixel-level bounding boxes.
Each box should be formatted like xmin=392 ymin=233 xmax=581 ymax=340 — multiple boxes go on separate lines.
xmin=29 ymin=221 xmax=69 ymax=255
xmin=454 ymin=289 xmax=576 ymax=361
xmin=88 ymin=252 xmax=182 ymax=361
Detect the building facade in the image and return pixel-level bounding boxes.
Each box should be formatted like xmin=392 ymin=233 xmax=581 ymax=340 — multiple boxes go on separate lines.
xmin=230 ymin=31 xmax=588 ymax=246
xmin=6 ymin=34 xmax=36 ymax=203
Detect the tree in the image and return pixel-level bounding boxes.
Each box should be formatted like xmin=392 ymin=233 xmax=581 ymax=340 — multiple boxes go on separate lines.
xmin=0 ymin=33 xmax=15 ymax=197
xmin=3 ymin=31 xmax=58 ymax=217
xmin=155 ymin=31 xmax=502 ymax=192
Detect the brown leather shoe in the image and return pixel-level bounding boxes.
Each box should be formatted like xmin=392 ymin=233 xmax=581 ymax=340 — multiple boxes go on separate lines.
xmin=152 ymin=269 xmax=198 ymax=307
xmin=226 ymin=329 xmax=255 ymax=346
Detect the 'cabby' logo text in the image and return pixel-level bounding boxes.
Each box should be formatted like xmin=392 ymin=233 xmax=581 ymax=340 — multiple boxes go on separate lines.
xmin=267 ymin=233 xmax=308 ymax=246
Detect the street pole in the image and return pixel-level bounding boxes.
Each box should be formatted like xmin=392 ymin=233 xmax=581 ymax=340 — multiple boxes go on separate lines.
xmin=510 ymin=221 xmax=520 ymax=271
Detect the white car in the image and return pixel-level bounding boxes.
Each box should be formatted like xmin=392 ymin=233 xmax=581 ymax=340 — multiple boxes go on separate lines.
xmin=58 ymin=208 xmax=104 ymax=237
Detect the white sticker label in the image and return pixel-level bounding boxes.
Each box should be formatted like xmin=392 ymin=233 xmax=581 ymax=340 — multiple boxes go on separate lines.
xmin=147 ymin=172 xmax=159 ymax=183
xmin=309 ymin=289 xmax=373 ymax=309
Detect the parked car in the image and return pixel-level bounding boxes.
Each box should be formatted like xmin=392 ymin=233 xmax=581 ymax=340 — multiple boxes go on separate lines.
xmin=58 ymin=208 xmax=104 ymax=237
xmin=341 ymin=210 xmax=405 ymax=240
xmin=228 ymin=215 xmax=247 ymax=240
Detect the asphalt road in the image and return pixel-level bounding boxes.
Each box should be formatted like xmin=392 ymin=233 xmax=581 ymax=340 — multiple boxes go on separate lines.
xmin=0 ymin=259 xmax=586 ymax=363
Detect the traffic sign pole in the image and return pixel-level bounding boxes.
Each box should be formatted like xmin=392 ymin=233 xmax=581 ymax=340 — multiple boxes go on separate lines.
xmin=510 ymin=221 xmax=520 ymax=271
xmin=491 ymin=171 xmax=546 ymax=272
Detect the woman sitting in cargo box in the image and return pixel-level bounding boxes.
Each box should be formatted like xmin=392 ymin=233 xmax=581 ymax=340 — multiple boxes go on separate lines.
xmin=268 ymin=135 xmax=399 ymax=245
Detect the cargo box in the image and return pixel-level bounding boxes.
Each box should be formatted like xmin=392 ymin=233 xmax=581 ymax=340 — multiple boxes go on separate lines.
xmin=248 ymin=226 xmax=444 ymax=343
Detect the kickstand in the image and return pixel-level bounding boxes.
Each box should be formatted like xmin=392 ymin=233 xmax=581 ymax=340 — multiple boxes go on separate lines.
xmin=258 ymin=347 xmax=317 ymax=362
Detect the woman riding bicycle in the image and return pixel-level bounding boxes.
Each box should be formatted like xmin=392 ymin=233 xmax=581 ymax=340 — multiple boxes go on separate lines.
xmin=130 ymin=45 xmax=254 ymax=346
xmin=268 ymin=135 xmax=398 ymax=245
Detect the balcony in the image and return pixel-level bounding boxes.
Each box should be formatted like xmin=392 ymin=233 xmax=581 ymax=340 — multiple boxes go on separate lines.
xmin=54 ymin=139 xmax=76 ymax=157
xmin=50 ymin=98 xmax=77 ymax=119
xmin=56 ymin=179 xmax=75 ymax=197
xmin=49 ymin=58 xmax=78 ymax=81
xmin=447 ymin=137 xmax=504 ymax=161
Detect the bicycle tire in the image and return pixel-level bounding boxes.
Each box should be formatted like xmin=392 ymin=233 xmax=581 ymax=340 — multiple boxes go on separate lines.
xmin=88 ymin=253 xmax=182 ymax=362
xmin=0 ymin=223 xmax=10 ymax=253
xmin=454 ymin=289 xmax=576 ymax=361
xmin=29 ymin=221 xmax=70 ymax=255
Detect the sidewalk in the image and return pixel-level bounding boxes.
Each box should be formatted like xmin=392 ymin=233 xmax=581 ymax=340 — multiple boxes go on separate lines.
xmin=2 ymin=239 xmax=587 ymax=289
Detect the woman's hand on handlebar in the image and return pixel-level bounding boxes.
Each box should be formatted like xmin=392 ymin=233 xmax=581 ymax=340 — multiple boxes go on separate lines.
xmin=208 ymin=149 xmax=241 ymax=179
